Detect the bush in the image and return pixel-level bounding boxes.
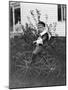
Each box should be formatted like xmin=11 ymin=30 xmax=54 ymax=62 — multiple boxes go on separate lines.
xmin=23 ymin=27 xmax=37 ymax=44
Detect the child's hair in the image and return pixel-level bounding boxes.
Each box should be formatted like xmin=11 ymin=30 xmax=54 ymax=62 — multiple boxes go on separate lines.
xmin=38 ymin=21 xmax=45 ymax=27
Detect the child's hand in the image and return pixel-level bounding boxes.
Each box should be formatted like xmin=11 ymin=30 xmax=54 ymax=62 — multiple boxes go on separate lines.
xmin=33 ymin=41 xmax=37 ymax=44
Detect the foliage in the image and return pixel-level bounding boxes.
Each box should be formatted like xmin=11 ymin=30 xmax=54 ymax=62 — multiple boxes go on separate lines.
xmin=23 ymin=25 xmax=37 ymax=44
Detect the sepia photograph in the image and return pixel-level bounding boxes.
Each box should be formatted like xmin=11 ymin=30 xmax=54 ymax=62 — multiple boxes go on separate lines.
xmin=9 ymin=1 xmax=66 ymax=89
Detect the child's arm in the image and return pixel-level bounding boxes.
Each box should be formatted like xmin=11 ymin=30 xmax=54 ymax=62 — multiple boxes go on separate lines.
xmin=33 ymin=36 xmax=43 ymax=45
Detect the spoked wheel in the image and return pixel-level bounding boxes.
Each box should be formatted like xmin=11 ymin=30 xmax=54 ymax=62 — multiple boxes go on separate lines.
xmin=13 ymin=50 xmax=61 ymax=82
xmin=32 ymin=53 xmax=58 ymax=79
xmin=13 ymin=51 xmax=42 ymax=81
xmin=38 ymin=53 xmax=61 ymax=79
xmin=14 ymin=51 xmax=31 ymax=80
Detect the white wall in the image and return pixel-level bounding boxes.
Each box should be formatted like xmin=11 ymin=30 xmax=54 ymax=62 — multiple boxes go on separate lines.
xmin=56 ymin=22 xmax=65 ymax=36
xmin=21 ymin=3 xmax=57 ymax=24
xmin=20 ymin=2 xmax=66 ymax=36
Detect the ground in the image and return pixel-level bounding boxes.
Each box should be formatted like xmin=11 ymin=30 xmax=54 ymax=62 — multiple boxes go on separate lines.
xmin=9 ymin=36 xmax=66 ymax=89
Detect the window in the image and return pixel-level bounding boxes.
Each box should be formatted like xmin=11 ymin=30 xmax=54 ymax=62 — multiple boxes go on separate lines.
xmin=63 ymin=5 xmax=66 ymax=21
xmin=14 ymin=8 xmax=21 ymax=24
xmin=58 ymin=4 xmax=66 ymax=21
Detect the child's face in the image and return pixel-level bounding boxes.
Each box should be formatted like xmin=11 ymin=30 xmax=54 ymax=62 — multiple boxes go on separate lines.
xmin=38 ymin=24 xmax=45 ymax=33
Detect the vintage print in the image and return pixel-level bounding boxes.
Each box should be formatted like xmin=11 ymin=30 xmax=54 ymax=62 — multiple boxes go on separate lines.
xmin=9 ymin=1 xmax=66 ymax=89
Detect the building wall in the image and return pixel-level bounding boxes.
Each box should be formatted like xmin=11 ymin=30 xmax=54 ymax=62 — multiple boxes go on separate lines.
xmin=20 ymin=3 xmax=66 ymax=36
xmin=56 ymin=22 xmax=65 ymax=36
xmin=20 ymin=3 xmax=57 ymax=24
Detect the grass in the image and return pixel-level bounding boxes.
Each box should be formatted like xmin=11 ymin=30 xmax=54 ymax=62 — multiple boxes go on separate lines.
xmin=9 ymin=36 xmax=66 ymax=89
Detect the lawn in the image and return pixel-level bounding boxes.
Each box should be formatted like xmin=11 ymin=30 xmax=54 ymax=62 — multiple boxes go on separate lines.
xmin=9 ymin=36 xmax=66 ymax=89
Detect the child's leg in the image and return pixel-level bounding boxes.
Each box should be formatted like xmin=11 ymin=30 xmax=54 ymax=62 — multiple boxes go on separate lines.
xmin=31 ymin=54 xmax=37 ymax=64
xmin=31 ymin=45 xmax=43 ymax=64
